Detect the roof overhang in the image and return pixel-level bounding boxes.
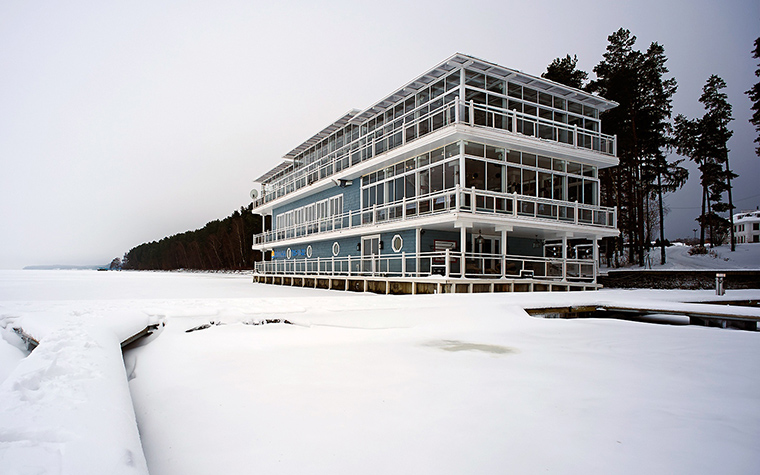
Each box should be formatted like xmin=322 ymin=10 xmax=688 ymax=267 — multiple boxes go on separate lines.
xmin=255 ymin=159 xmax=294 ymax=184
xmin=282 ymin=109 xmax=362 ymax=161
xmin=255 ymin=53 xmax=618 ymax=185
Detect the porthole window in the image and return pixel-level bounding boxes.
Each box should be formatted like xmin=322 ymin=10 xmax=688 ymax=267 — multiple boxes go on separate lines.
xmin=306 ymin=245 xmax=313 ymax=258
xmin=391 ymin=234 xmax=403 ymax=253
xmin=286 ymin=248 xmax=292 ymax=259
xmin=332 ymin=242 xmax=340 ymax=256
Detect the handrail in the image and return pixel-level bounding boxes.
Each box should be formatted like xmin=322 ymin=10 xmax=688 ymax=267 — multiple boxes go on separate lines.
xmin=254 ymin=96 xmax=617 ymax=208
xmin=255 ymin=100 xmax=457 ymax=207
xmin=465 ymin=100 xmax=616 ymax=155
xmin=253 ymin=185 xmax=616 ymax=245
xmin=254 ymin=249 xmax=597 ymax=283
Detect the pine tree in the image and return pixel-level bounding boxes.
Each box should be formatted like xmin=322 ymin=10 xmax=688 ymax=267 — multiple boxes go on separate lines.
xmin=542 ymin=55 xmax=588 ymax=89
xmin=587 ymin=28 xmax=683 ymax=266
xmin=674 ymin=75 xmax=735 ymax=249
xmin=638 ymin=42 xmax=685 ymax=264
xmin=747 ymin=37 xmax=760 ymax=157
xmin=123 ymin=203 xmax=263 ymax=270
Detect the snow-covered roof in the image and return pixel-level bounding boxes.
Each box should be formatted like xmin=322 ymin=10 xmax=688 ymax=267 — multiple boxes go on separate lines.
xmin=734 ymin=210 xmax=760 ymax=221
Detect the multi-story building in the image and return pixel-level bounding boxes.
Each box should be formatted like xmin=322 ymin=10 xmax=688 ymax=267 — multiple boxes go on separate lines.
xmin=734 ymin=210 xmax=760 ymax=244
xmin=251 ymin=54 xmax=619 ymax=293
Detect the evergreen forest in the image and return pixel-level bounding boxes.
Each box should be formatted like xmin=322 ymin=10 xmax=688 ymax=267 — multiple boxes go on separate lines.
xmin=544 ymin=29 xmax=758 ymax=266
xmin=123 ymin=30 xmax=759 ymax=271
xmin=123 ymin=204 xmax=264 ymax=271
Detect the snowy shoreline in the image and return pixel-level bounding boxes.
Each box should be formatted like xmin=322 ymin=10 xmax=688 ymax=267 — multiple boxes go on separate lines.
xmin=1 ymin=269 xmax=759 ymax=474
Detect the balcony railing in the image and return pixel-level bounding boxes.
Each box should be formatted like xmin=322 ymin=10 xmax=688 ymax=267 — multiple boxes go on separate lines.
xmin=254 ymin=249 xmax=596 ymax=282
xmin=253 ymin=185 xmax=617 ymax=246
xmin=255 ymin=97 xmax=617 ymax=208
xmin=464 ymin=101 xmax=616 ymax=156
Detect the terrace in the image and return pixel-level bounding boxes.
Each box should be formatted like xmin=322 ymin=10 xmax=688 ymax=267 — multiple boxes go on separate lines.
xmin=253 ymin=184 xmax=617 ymax=247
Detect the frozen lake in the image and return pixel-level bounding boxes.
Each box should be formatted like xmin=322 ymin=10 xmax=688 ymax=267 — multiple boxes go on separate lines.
xmin=1 ymin=270 xmax=759 ymax=474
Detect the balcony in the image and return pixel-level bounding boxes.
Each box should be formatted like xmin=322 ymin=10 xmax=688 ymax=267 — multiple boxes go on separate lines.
xmin=254 ymin=249 xmax=596 ymax=283
xmin=253 ymin=185 xmax=617 ymax=247
xmin=254 ymin=97 xmax=617 ymax=209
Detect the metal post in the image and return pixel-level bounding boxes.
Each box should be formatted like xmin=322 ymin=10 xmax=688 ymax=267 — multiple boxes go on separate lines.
xmin=401 ymin=251 xmax=406 ymax=277
xmin=445 ymin=248 xmax=450 ymax=278
xmin=716 ymin=273 xmax=725 ymax=296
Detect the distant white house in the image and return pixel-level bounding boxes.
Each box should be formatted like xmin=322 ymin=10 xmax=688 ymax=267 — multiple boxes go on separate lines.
xmin=734 ymin=210 xmax=760 ymax=244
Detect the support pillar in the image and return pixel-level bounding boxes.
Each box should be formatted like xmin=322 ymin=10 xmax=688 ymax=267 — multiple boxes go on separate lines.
xmin=495 ymin=225 xmax=512 ymax=278
xmin=593 ymin=237 xmax=600 ymax=283
xmin=501 ymin=229 xmax=508 ymax=278
xmin=415 ymin=227 xmax=421 ymax=277
xmin=562 ymin=234 xmax=568 ymax=282
xmin=460 ymin=225 xmax=467 ymax=276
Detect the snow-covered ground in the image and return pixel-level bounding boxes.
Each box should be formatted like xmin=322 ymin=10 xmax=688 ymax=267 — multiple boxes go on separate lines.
xmin=1 ymin=270 xmax=759 ymax=474
xmin=608 ymin=242 xmax=760 ymax=270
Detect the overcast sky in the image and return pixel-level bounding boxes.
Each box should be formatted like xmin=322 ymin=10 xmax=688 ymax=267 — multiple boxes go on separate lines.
xmin=1 ymin=0 xmax=758 ymax=269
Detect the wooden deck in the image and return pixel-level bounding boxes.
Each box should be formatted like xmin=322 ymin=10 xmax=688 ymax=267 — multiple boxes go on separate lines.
xmin=526 ymin=301 xmax=760 ymax=331
xmin=253 ymin=273 xmax=600 ymax=294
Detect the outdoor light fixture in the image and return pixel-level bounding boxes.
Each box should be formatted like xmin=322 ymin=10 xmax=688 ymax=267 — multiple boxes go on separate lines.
xmin=332 ymin=178 xmax=353 ymax=187
xmin=476 ymin=230 xmax=485 ymax=246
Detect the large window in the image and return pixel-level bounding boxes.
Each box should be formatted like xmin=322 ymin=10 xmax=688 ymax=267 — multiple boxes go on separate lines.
xmin=462 ymin=68 xmax=601 ymax=139
xmin=262 ymin=63 xmax=609 ymax=205
xmin=275 ymin=194 xmax=343 ymax=234
xmin=360 ymin=140 xmax=600 ymax=208
xmin=461 ymin=140 xmax=599 ymax=205
xmin=362 ymin=143 xmax=460 ymax=210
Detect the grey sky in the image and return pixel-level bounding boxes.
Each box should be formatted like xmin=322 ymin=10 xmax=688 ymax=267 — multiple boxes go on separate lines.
xmin=1 ymin=0 xmax=758 ymax=269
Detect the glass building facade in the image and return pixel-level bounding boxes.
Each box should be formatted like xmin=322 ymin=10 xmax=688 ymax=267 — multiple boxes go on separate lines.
xmin=251 ymin=54 xmax=620 ymax=286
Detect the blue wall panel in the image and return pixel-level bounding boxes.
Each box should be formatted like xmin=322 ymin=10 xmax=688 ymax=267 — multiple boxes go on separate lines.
xmin=272 ymin=184 xmax=361 ymax=222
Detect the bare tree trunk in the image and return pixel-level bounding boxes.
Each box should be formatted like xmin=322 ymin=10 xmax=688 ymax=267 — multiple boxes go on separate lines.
xmin=657 ymin=171 xmax=666 ymax=265
xmin=700 ymin=184 xmax=707 ymax=246
xmin=725 ymin=155 xmax=736 ymax=251
xmin=707 ymin=195 xmax=714 ymax=248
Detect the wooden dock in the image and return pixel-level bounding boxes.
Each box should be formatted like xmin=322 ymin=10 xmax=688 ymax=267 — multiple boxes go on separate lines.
xmin=526 ymin=300 xmax=760 ymax=331
xmin=13 ymin=322 xmax=161 ymax=351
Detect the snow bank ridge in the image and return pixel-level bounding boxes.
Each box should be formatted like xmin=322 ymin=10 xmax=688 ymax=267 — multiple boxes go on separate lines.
xmin=0 ymin=313 xmax=152 ymax=475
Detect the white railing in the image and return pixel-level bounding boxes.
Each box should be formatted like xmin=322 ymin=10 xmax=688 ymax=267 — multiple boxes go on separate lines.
xmin=254 ymin=249 xmax=596 ymax=282
xmin=254 ymin=97 xmax=617 ymax=208
xmin=255 ymin=100 xmax=458 ymax=207
xmin=464 ymin=100 xmax=616 ymax=156
xmin=253 ymin=185 xmax=616 ymax=246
